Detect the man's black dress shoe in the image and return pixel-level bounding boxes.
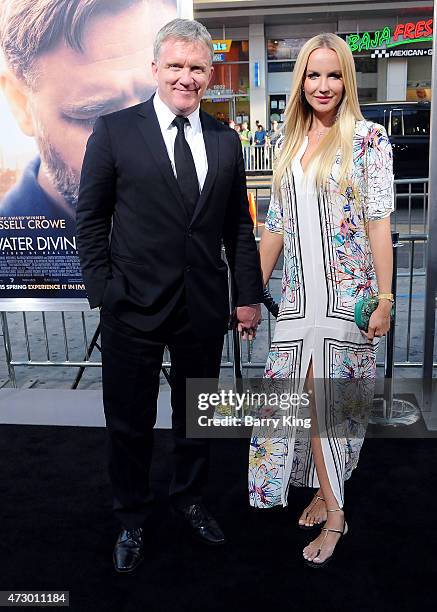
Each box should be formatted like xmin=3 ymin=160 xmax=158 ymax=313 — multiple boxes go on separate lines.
xmin=176 ymin=504 xmax=226 ymax=546
xmin=113 ymin=527 xmax=144 ymax=573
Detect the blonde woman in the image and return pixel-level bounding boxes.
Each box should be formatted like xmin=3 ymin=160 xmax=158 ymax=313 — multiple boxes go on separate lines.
xmin=248 ymin=33 xmax=394 ymax=567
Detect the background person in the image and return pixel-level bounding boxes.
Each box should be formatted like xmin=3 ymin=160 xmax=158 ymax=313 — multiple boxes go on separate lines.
xmin=77 ymin=18 xmax=263 ymax=574
xmin=239 ymin=121 xmax=252 ymax=168
xmin=248 ymin=33 xmax=394 ymax=568
xmin=240 ymin=121 xmax=252 ymax=146
xmin=254 ymin=124 xmax=266 ymax=169
xmin=254 ymin=124 xmax=266 ymax=146
xmin=215 ymin=111 xmax=226 ymax=124
xmin=268 ymin=120 xmax=281 ymax=147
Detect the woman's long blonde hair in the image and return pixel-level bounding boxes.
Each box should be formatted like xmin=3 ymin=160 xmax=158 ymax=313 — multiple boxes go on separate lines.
xmin=273 ymin=33 xmax=363 ymax=197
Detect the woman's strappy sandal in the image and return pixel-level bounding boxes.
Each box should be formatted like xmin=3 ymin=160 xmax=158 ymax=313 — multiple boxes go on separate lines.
xmin=304 ymin=508 xmax=348 ymax=568
xmin=298 ymin=494 xmax=326 ymax=530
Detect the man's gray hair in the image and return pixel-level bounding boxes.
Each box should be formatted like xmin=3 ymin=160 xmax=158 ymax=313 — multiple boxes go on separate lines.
xmin=154 ymin=18 xmax=213 ymax=64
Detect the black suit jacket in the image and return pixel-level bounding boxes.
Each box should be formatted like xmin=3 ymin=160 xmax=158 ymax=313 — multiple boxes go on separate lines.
xmin=76 ymin=96 xmax=263 ymax=337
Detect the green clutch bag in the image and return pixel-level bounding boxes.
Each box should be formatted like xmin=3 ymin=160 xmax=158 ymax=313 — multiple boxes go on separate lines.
xmin=354 ymin=296 xmax=394 ymax=332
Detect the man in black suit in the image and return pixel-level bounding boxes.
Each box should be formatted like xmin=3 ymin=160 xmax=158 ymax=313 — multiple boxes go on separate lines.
xmin=76 ymin=18 xmax=263 ymax=573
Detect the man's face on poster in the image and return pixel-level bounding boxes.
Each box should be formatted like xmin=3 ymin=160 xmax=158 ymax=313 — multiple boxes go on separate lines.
xmin=3 ymin=2 xmax=175 ymax=209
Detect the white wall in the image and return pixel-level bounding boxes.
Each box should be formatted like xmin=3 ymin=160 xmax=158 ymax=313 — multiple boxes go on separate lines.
xmin=386 ymin=58 xmax=408 ymax=101
xmin=407 ymin=55 xmax=433 ymax=86
xmin=377 ymin=58 xmax=388 ymax=101
xmin=249 ymin=23 xmax=267 ymax=130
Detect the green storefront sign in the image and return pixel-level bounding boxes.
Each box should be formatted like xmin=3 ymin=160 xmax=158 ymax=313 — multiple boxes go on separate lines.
xmin=348 ymin=18 xmax=433 ymax=53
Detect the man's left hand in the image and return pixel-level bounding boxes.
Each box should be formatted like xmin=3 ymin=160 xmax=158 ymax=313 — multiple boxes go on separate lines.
xmin=236 ymin=304 xmax=262 ymax=340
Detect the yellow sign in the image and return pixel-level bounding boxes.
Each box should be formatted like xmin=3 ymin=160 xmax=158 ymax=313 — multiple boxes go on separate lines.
xmin=212 ymin=39 xmax=232 ymax=53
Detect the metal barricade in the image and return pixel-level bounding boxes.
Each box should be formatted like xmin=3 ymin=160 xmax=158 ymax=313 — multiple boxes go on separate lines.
xmin=0 ymin=178 xmax=432 ymax=388
xmin=370 ymin=233 xmax=421 ymax=426
xmin=244 ymin=145 xmax=274 ymax=172
xmin=0 ymin=304 xmax=247 ymax=389
xmin=392 ymin=178 xmax=429 ymax=237
xmin=0 ymin=303 xmax=104 ymax=389
xmin=239 ymin=178 xmax=431 ymax=373
xmin=390 ymin=233 xmax=429 ymax=367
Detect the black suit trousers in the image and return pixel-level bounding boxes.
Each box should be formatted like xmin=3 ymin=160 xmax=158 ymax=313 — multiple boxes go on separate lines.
xmin=100 ymin=293 xmax=224 ymax=529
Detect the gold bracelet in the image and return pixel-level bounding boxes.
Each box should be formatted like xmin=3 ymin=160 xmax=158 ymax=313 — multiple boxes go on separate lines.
xmin=378 ymin=293 xmax=394 ymax=302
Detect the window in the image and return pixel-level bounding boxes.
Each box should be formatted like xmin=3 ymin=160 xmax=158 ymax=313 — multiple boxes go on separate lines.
xmin=269 ymin=94 xmax=287 ymax=124
xmin=206 ymin=40 xmax=249 ymax=98
xmin=205 ymin=63 xmax=249 ymax=97
xmin=354 ymin=57 xmax=377 ymax=74
xmin=357 ymin=88 xmax=377 ymax=103
xmin=267 ymin=38 xmax=309 ymax=60
xmin=267 ymin=61 xmax=294 ymax=73
xmin=390 ymin=107 xmax=430 ymax=136
xmin=361 ymin=106 xmax=387 ymax=127
xmin=360 ymin=105 xmax=430 ymax=136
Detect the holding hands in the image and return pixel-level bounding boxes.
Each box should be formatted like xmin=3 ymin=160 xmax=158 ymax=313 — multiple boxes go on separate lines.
xmin=236 ymin=304 xmax=262 ymax=340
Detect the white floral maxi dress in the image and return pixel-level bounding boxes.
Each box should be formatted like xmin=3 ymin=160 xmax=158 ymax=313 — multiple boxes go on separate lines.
xmin=248 ymin=120 xmax=394 ymax=510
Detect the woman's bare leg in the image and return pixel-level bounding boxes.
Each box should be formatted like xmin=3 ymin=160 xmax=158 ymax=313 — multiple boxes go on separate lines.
xmin=301 ymin=360 xmax=346 ymax=564
xmin=297 ymin=488 xmax=327 ymax=527
xmin=298 ymin=360 xmax=327 ymax=527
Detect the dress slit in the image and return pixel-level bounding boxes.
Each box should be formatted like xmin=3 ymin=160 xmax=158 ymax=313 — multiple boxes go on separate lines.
xmin=301 ymin=353 xmax=345 ymax=510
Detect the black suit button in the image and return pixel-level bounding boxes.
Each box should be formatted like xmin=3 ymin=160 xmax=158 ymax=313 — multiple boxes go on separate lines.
xmin=185 ymin=266 xmax=191 ymax=272
xmin=187 ymin=231 xmax=193 ymax=238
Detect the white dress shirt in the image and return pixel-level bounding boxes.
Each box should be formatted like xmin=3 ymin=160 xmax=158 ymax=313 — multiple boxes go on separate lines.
xmin=153 ymin=91 xmax=208 ymax=191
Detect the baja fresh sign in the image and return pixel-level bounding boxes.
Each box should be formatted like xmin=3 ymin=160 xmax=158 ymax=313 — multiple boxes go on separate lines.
xmin=348 ymin=18 xmax=433 ymax=53
xmin=371 ymin=47 xmax=433 ymax=59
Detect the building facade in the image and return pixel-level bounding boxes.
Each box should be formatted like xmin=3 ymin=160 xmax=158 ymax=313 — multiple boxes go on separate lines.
xmin=194 ymin=0 xmax=434 ymax=129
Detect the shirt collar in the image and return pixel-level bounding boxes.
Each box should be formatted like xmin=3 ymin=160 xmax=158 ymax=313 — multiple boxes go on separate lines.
xmin=153 ymin=90 xmax=201 ymax=134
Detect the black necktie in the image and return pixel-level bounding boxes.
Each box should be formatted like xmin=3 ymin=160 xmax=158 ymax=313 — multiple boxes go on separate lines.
xmin=172 ymin=115 xmax=199 ymax=218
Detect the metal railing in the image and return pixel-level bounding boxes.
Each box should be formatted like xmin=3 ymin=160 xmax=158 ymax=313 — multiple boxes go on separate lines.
xmin=0 ymin=306 xmax=102 ymax=389
xmin=0 ymin=178 xmax=432 ymax=388
xmin=243 ymin=145 xmax=274 ymax=172
xmin=392 ymin=178 xmax=429 ymax=238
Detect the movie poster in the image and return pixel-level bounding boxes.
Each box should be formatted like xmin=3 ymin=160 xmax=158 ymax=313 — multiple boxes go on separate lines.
xmin=0 ymin=0 xmax=178 ymax=299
